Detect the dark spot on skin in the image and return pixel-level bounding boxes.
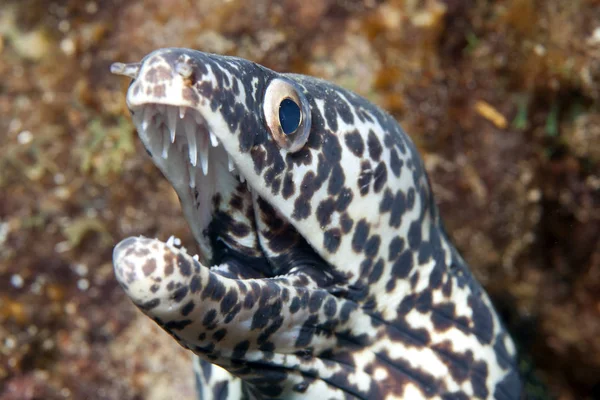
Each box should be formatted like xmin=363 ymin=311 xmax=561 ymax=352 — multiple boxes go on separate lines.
xmin=388 ymin=237 xmax=405 ymax=261
xmin=213 ymin=328 xmax=227 ymax=342
xmin=328 ymin=165 xmax=345 ymax=196
xmin=220 ymin=289 xmax=239 ymax=314
xmin=172 ymin=286 xmax=188 ymax=303
xmin=339 ymin=302 xmax=356 ymax=323
xmin=142 ymin=259 xmax=156 ymax=276
xmin=471 ymin=361 xmax=490 ymax=398
xmin=323 ymin=297 xmax=337 ymax=317
xmin=373 ymin=162 xmax=387 ymax=193
xmin=244 ymin=291 xmax=255 ymax=309
xmin=367 ymin=130 xmax=383 ymax=161
xmin=410 ymin=271 xmax=420 ymax=289
xmin=390 ymin=149 xmax=403 ymax=177
xmin=322 ymin=133 xmax=342 ymax=163
xmin=335 ymin=188 xmax=353 ymax=212
xmin=368 ymin=259 xmax=384 ymax=283
xmin=429 ymin=265 xmax=443 ymax=289
xmin=223 ymin=304 xmax=242 ymax=323
xmin=323 ymin=228 xmax=342 ymax=253
xmin=431 ymin=303 xmax=456 ymax=331
xmin=364 ymin=235 xmax=381 ymax=258
xmin=469 ymin=295 xmax=494 ymax=344
xmin=391 ymin=251 xmax=413 ymax=279
xmin=360 ymin=259 xmax=373 ymax=276
xmin=324 ymin=103 xmax=338 ymax=131
xmin=379 ymin=188 xmax=394 ymax=213
xmin=295 ymin=315 xmax=318 ymax=347
xmin=145 ymin=65 xmax=171 ymax=82
xmin=418 ymin=242 xmax=432 ymax=264
xmin=203 ymin=309 xmax=217 ymax=327
xmin=164 ymin=319 xmax=192 ymax=331
xmin=352 ymin=219 xmax=370 ymax=253
xmin=407 ymin=187 xmax=416 ymax=210
xmin=289 ymin=297 xmax=301 ymax=314
xmin=281 ymin=172 xmax=295 ymax=199
xmin=316 ymin=199 xmax=336 ymax=227
xmin=340 ymin=213 xmax=353 ymax=233
xmin=292 ymin=196 xmax=311 ymax=220
xmin=416 ymin=290 xmax=433 ymax=313
xmin=190 ymin=275 xmax=201 ymax=293
xmin=164 ymin=257 xmax=174 ymax=276
xmin=308 ymin=291 xmax=326 ymax=313
xmin=203 ymin=274 xmax=226 ymax=301
xmin=271 ymin=177 xmax=281 ymax=194
xmin=408 ymin=221 xmax=422 ymax=249
xmin=181 ymin=300 xmax=195 ymax=316
xmin=344 ymin=130 xmax=364 ymax=157
xmin=232 ymin=340 xmax=250 ymax=360
xmin=140 ymin=298 xmax=160 ymax=310
xmin=229 ymin=193 xmax=244 ymax=211
xmin=176 ymin=254 xmax=192 ymax=276
xmin=389 ymin=191 xmax=406 ymax=228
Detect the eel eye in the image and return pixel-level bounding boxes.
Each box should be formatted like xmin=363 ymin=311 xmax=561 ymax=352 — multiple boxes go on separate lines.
xmin=264 ymin=77 xmax=311 ymax=152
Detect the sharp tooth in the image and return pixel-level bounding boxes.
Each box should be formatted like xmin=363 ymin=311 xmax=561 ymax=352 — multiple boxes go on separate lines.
xmin=142 ymin=106 xmax=154 ymax=131
xmin=167 ymin=107 xmax=177 ymax=143
xmin=193 ymin=254 xmax=199 ymax=261
xmin=228 ymin=155 xmax=235 ymax=172
xmin=199 ymin=140 xmax=209 ymax=176
xmin=179 ymin=107 xmax=186 ymax=119
xmin=239 ymin=174 xmax=245 ymax=183
xmin=184 ymin=118 xmax=198 ymax=166
xmin=189 ymin=163 xmax=196 ymax=188
xmin=161 ymin=127 xmax=170 ymax=158
xmin=209 ymin=132 xmax=219 ymax=147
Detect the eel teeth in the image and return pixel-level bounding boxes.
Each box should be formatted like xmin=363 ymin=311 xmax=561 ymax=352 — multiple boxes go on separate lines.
xmin=167 ymin=107 xmax=177 ymax=143
xmin=209 ymin=132 xmax=219 ymax=147
xmin=179 ymin=106 xmax=186 ymax=119
xmin=166 ymin=235 xmax=182 ymax=247
xmin=239 ymin=174 xmax=245 ymax=183
xmin=142 ymin=107 xmax=154 ymax=131
xmin=188 ymin=163 xmax=196 ymax=188
xmin=228 ymin=155 xmax=235 ymax=172
xmin=199 ymin=136 xmax=209 ymax=176
xmin=161 ymin=126 xmax=170 ymax=158
xmin=184 ymin=118 xmax=198 ymax=167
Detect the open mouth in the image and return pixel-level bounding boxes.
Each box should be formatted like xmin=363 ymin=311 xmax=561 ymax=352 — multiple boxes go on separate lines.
xmin=127 ymin=100 xmax=257 ymax=265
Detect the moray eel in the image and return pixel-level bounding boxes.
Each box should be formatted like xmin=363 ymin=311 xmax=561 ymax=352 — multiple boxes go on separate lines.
xmin=111 ymin=48 xmax=522 ymax=399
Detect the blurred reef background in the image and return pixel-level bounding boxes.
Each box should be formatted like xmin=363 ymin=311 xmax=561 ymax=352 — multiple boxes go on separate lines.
xmin=0 ymin=0 xmax=599 ymax=398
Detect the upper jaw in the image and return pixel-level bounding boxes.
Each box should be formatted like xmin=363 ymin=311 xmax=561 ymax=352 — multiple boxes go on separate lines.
xmin=120 ymin=48 xmax=252 ymax=263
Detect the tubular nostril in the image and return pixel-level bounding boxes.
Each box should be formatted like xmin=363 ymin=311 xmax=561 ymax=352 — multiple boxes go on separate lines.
xmin=110 ymin=62 xmax=141 ymax=79
xmin=175 ymin=61 xmax=193 ymax=79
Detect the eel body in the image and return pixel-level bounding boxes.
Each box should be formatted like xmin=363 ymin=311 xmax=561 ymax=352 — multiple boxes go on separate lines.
xmin=111 ymin=48 xmax=522 ymax=399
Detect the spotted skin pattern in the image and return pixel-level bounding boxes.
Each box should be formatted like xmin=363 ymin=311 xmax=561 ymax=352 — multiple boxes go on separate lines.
xmin=112 ymin=48 xmax=522 ymax=399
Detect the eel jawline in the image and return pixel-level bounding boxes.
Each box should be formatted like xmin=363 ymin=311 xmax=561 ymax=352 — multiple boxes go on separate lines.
xmin=112 ymin=236 xmax=347 ymax=364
